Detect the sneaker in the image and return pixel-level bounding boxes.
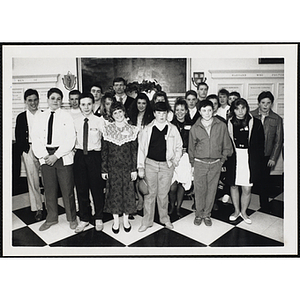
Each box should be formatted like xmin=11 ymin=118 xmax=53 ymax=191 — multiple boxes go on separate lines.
xmin=194 ymin=217 xmax=202 ymax=226
xmin=203 ymin=217 xmax=212 ymax=226
xmin=75 ymin=221 xmax=89 ymax=233
xmin=95 ymin=220 xmax=104 ymax=231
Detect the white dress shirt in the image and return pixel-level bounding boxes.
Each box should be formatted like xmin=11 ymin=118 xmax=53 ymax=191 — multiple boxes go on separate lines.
xmin=31 ymin=108 xmax=76 ymax=165
xmin=74 ymin=113 xmax=104 ymax=151
xmin=26 ymin=109 xmax=42 ymax=143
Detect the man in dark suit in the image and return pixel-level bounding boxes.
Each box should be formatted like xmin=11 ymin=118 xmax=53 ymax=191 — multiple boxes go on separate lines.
xmin=15 ymin=89 xmax=43 ymax=221
xmin=112 ymin=77 xmax=135 ymax=113
xmin=185 ymin=90 xmax=200 ymax=127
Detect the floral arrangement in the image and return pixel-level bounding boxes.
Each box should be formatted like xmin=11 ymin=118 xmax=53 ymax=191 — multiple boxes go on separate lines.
xmin=126 ymin=80 xmax=162 ymax=93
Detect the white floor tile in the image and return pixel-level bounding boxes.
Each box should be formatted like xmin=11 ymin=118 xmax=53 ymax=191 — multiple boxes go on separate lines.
xmin=273 ymin=193 xmax=284 ymax=201
xmin=173 ymin=213 xmax=234 ymax=246
xmin=12 ymin=193 xmax=30 ymax=210
xmin=12 ymin=213 xmax=27 ymax=230
xmin=248 ymin=193 xmax=261 ymax=211
xmin=181 ymin=199 xmax=194 ymax=211
xmin=262 ymin=218 xmax=284 ymax=243
xmin=237 ymin=211 xmax=282 ymax=236
xmin=102 ymin=215 xmax=164 ymax=246
xmin=28 ymin=214 xmax=80 ymax=245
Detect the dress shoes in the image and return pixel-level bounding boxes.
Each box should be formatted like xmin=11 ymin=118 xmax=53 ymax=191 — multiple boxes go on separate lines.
xmin=194 ymin=217 xmax=202 ymax=226
xmin=203 ymin=217 xmax=212 ymax=226
xmin=124 ymin=222 xmax=131 ymax=233
xmin=35 ymin=210 xmax=43 ymax=221
xmin=39 ymin=221 xmax=58 ymax=231
xmin=164 ymin=222 xmax=174 ymax=230
xmin=69 ymin=220 xmax=78 ymax=230
xmin=240 ymin=213 xmax=252 ymax=224
xmin=112 ymin=224 xmax=120 ymax=234
xmin=95 ymin=220 xmax=104 ymax=232
xmin=75 ymin=221 xmax=89 ymax=233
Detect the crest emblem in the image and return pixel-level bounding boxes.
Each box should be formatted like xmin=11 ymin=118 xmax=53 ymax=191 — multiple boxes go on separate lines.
xmin=62 ymin=71 xmax=77 ymax=90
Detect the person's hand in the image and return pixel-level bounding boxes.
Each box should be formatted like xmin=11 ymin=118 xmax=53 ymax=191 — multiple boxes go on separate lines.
xmin=267 ymin=159 xmax=276 ymax=167
xmin=131 ymin=171 xmax=137 ymax=181
xmin=102 ymin=173 xmax=108 ymax=180
xmin=138 ymin=169 xmax=145 ymax=178
xmin=45 ymin=154 xmax=58 ymax=166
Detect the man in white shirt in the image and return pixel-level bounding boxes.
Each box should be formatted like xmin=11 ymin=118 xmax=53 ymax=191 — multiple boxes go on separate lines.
xmin=112 ymin=77 xmax=135 ymax=113
xmin=15 ymin=89 xmax=43 ymax=221
xmin=73 ymin=92 xmax=105 ymax=233
xmin=31 ymin=88 xmax=77 ymax=231
xmin=185 ymin=90 xmax=200 ymax=127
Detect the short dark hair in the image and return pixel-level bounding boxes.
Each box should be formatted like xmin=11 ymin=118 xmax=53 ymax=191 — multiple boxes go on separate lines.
xmin=185 ymin=90 xmax=197 ymax=98
xmin=24 ymin=89 xmax=39 ymax=101
xmin=90 ymin=82 xmax=103 ymax=93
xmin=69 ymin=89 xmax=81 ymax=97
xmin=229 ymin=91 xmax=240 ymax=98
xmin=153 ymin=101 xmax=168 ymax=112
xmin=47 ymin=88 xmax=63 ymax=99
xmin=198 ymin=99 xmax=214 ymax=110
xmin=218 ymin=88 xmax=229 ymax=97
xmin=79 ymin=92 xmax=95 ymax=104
xmin=197 ymin=82 xmax=209 ymax=90
xmin=113 ymin=77 xmax=126 ymax=85
xmin=206 ymin=94 xmax=220 ymax=108
xmin=174 ymin=97 xmax=188 ymax=111
xmin=257 ymin=91 xmax=274 ymax=103
xmin=110 ymin=101 xmax=126 ymax=116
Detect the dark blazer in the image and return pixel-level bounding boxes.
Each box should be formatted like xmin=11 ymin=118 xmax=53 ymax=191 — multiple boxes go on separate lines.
xmin=114 ymin=95 xmax=135 ymax=112
xmin=225 ymin=115 xmax=265 ymax=186
xmin=15 ymin=111 xmax=30 ymax=155
xmin=185 ymin=110 xmax=200 ymax=126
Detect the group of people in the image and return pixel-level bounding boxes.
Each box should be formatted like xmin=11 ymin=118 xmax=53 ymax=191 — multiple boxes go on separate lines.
xmin=15 ymin=77 xmax=283 ymax=235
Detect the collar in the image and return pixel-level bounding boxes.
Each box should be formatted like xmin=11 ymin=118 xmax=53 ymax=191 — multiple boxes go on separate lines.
xmin=258 ymin=109 xmax=270 ymax=117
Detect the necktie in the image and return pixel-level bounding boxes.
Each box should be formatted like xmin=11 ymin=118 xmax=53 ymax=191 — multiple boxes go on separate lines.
xmin=83 ymin=118 xmax=89 ymax=155
xmin=47 ymin=111 xmax=55 ymax=145
xmin=119 ymin=96 xmax=123 ymax=103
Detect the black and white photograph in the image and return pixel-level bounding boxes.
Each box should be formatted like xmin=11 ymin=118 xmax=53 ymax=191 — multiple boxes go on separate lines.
xmin=2 ymin=43 xmax=297 ymax=257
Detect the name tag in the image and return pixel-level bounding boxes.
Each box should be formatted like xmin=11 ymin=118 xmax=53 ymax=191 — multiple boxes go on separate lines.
xmin=184 ymin=125 xmax=191 ymax=130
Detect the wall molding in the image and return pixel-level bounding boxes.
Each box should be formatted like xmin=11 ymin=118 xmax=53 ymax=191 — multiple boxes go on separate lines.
xmin=209 ymin=69 xmax=284 ymax=79
xmin=12 ymin=74 xmax=59 ymax=84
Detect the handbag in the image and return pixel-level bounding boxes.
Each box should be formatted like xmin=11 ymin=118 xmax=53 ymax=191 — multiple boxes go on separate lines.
xmin=138 ymin=178 xmax=149 ymax=195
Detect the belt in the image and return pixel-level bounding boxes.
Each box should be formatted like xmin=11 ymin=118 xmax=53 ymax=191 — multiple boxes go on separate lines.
xmin=194 ymin=158 xmax=220 ymax=164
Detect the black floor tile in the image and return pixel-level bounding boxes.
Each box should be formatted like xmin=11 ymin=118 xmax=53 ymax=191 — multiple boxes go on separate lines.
xmin=13 ymin=204 xmax=65 ymax=226
xmin=13 ymin=227 xmax=47 ymax=247
xmin=49 ymin=228 xmax=125 ymax=247
xmin=209 ymin=227 xmax=284 ymax=247
xmin=129 ymin=228 xmax=207 ymax=247
xmin=258 ymin=199 xmax=283 ymax=218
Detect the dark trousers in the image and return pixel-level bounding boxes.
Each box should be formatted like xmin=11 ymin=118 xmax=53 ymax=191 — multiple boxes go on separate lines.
xmin=74 ymin=150 xmax=104 ymax=222
xmin=41 ymin=159 xmax=76 ymax=223
xmin=259 ymin=156 xmax=272 ymax=209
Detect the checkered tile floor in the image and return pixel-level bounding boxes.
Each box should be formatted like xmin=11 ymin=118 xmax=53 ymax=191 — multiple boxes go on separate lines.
xmin=12 ymin=191 xmax=284 ymax=251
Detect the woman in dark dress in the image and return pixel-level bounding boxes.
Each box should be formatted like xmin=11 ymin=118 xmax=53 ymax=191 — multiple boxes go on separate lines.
xmin=226 ymin=98 xmax=265 ymax=224
xmin=169 ymin=97 xmax=192 ymax=217
xmin=101 ymin=102 xmax=139 ymax=233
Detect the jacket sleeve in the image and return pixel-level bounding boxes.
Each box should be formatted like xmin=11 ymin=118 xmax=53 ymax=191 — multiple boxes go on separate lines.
xmin=15 ymin=113 xmax=26 ymax=154
xmin=172 ymin=126 xmax=183 ymax=167
xmin=188 ymin=127 xmax=196 ymax=167
xmin=137 ymin=127 xmax=148 ymax=170
xmin=270 ymin=116 xmax=283 ymax=162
